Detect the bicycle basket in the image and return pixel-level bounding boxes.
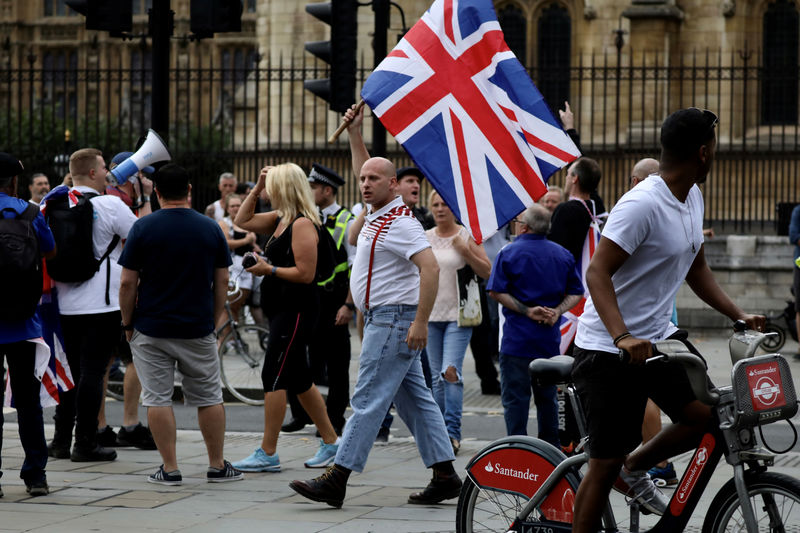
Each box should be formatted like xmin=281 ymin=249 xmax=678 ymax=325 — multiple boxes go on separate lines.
xmin=732 ymin=354 xmax=798 ymax=427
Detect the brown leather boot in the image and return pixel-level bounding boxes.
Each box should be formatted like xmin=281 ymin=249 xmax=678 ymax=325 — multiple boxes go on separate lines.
xmin=289 ymin=464 xmax=349 ymax=508
xmin=408 ymin=470 xmax=462 ymax=504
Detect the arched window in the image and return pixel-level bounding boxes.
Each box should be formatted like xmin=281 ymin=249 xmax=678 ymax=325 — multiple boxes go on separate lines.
xmin=537 ymin=3 xmax=571 ymax=114
xmin=498 ymin=4 xmax=527 ymax=66
xmin=762 ymin=0 xmax=799 ymax=125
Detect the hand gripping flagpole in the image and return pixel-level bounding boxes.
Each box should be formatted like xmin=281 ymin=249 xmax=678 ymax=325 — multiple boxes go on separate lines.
xmin=328 ymin=99 xmax=366 ymax=144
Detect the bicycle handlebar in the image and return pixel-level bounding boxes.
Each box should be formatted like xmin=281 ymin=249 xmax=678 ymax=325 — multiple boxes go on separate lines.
xmin=618 ymin=343 xmax=720 ymax=406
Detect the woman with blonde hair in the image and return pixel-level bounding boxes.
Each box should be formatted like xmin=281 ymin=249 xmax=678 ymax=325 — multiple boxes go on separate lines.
xmin=231 ymin=163 xmax=339 ymax=472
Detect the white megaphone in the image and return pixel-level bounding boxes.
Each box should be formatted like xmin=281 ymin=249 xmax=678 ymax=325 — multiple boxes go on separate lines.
xmin=109 ymin=129 xmax=171 ymax=185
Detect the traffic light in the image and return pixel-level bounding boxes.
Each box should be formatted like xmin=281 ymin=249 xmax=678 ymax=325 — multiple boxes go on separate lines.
xmin=191 ymin=0 xmax=243 ymax=38
xmin=304 ymin=0 xmax=357 ymax=113
xmin=65 ymin=0 xmax=132 ymax=33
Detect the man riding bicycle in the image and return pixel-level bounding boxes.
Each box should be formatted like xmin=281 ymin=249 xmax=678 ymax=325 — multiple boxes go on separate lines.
xmin=570 ymin=108 xmax=765 ymax=532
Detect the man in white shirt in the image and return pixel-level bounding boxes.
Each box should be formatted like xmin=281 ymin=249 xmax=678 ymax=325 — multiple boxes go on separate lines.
xmin=570 ymin=109 xmax=765 ymax=532
xmin=46 ymin=148 xmax=138 ymax=463
xmin=289 ymin=157 xmax=460 ymax=508
xmin=28 ymin=173 xmax=50 ymax=205
xmin=205 ymin=172 xmax=236 ymax=222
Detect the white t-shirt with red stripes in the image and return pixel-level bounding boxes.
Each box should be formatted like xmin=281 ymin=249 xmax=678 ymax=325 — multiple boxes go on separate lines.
xmin=350 ymin=196 xmax=431 ymax=312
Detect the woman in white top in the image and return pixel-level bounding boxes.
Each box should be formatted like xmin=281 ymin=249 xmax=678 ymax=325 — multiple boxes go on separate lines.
xmin=218 ymin=193 xmax=260 ymax=331
xmin=425 ymin=191 xmax=491 ymax=454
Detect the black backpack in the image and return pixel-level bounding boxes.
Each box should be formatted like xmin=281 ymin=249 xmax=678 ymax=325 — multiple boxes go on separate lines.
xmin=44 ymin=192 xmax=120 ymax=292
xmin=0 ymin=203 xmax=43 ymax=321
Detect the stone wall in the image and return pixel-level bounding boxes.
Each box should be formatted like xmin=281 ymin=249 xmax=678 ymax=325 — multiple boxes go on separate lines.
xmin=676 ymin=235 xmax=795 ymax=328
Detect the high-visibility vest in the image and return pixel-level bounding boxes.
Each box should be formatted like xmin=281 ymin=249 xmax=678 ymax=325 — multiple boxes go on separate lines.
xmin=317 ymin=207 xmax=353 ymax=288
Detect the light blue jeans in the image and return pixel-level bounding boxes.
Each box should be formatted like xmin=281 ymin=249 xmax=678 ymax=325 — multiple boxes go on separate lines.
xmin=427 ymin=321 xmax=472 ymax=441
xmin=335 ymin=305 xmax=454 ymax=472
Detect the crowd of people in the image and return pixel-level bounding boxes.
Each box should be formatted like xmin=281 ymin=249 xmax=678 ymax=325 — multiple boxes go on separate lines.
xmin=0 ymin=105 xmax=769 ymax=523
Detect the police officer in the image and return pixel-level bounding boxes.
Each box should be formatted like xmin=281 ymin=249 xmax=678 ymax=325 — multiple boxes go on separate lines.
xmin=282 ymin=163 xmax=356 ymax=435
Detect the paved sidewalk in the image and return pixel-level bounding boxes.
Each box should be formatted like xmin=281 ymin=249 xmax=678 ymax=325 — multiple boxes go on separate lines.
xmin=1 ymin=329 xmax=798 ymax=532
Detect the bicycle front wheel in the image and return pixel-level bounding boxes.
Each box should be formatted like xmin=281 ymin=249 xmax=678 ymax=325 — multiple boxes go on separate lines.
xmin=219 ymin=324 xmax=269 ymax=406
xmin=702 ymin=471 xmax=800 ymax=532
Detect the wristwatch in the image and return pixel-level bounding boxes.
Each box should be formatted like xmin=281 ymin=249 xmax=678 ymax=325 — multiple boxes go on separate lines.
xmin=344 ymin=303 xmax=355 ymax=311
xmin=121 ymin=323 xmax=134 ymax=331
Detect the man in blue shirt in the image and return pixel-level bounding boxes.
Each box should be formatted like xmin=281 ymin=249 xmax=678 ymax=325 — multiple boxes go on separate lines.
xmin=790 ymin=204 xmax=800 ymax=360
xmin=0 ymin=152 xmax=56 ymax=497
xmin=487 ymin=204 xmax=583 ymax=446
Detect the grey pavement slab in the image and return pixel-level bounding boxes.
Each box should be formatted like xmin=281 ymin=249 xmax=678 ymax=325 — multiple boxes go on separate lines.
xmin=1 ymin=328 xmax=799 ymax=532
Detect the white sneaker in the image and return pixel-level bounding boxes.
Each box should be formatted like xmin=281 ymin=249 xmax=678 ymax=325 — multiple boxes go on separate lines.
xmin=613 ymin=466 xmax=669 ymax=515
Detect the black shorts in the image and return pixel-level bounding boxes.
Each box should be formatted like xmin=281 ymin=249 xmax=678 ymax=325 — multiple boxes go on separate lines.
xmin=261 ymin=309 xmax=316 ymax=394
xmin=572 ymin=330 xmax=708 ymax=459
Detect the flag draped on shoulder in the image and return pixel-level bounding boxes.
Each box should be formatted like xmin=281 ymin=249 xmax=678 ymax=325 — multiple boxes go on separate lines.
xmin=360 ymin=0 xmax=580 ymax=243
xmin=40 ymin=184 xmax=81 ymax=215
xmin=559 ymin=200 xmax=602 ymax=354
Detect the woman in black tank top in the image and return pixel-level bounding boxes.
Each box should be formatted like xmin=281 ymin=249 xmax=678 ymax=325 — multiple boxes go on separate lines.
xmin=228 ymin=163 xmax=340 ymax=473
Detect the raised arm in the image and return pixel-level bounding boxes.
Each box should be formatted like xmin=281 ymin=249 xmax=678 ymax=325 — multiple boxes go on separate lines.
xmin=345 ymin=103 xmax=370 ymax=181
xmin=235 ymin=165 xmax=279 ymax=234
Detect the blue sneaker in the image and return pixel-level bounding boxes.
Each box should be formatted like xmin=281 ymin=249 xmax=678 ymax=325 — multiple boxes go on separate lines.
xmin=648 ymin=462 xmax=678 ymax=487
xmin=232 ymin=448 xmax=280 ymax=472
xmin=304 ymin=439 xmax=339 ymax=468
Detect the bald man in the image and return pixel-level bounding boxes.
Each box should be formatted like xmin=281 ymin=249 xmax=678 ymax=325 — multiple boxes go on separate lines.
xmin=290 ymin=156 xmax=461 ymax=509
xmin=630 ymin=158 xmax=660 ymax=189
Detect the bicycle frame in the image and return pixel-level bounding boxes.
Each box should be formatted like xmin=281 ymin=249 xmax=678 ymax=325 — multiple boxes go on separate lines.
xmin=468 ymin=416 xmax=725 ymax=533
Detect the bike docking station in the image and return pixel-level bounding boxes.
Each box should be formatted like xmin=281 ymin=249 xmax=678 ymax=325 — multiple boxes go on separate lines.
xmin=455 ymin=322 xmax=800 ymax=533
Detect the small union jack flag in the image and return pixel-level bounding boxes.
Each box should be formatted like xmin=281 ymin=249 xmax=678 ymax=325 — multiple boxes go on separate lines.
xmin=361 ymin=0 xmax=580 ymax=243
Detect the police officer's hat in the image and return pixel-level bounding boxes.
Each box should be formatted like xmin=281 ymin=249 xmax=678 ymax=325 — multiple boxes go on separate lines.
xmin=0 ymin=152 xmax=24 ymax=180
xmin=308 ymin=163 xmax=345 ymax=189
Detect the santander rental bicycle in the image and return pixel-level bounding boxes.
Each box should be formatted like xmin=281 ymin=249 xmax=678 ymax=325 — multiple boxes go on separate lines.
xmin=456 ymin=322 xmax=799 ymax=532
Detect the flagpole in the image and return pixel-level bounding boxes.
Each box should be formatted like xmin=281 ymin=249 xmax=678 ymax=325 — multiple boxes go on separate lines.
xmin=328 ymin=99 xmax=366 ymax=144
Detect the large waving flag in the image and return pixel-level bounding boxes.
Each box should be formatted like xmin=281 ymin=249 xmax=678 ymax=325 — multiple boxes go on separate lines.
xmin=361 ymin=0 xmax=580 ymax=243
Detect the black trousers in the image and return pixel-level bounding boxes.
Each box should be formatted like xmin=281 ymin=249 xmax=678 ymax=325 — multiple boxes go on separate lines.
xmin=1 ymin=341 xmax=47 ymax=484
xmin=288 ymin=288 xmax=351 ymax=433
xmin=54 ymin=311 xmax=121 ymax=448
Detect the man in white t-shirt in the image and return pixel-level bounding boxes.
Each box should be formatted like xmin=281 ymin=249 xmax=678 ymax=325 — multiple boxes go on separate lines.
xmin=289 ymin=157 xmax=460 ymax=508
xmin=570 ymin=109 xmax=765 ymax=532
xmin=46 ymin=148 xmax=138 ymax=463
xmin=205 ymin=172 xmax=236 ymax=222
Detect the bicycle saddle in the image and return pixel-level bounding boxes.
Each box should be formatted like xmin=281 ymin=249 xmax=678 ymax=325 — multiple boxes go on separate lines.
xmin=528 ymin=355 xmax=574 ymax=385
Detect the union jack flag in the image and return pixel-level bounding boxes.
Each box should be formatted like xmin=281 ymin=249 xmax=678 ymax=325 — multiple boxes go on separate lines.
xmin=361 ymin=0 xmax=580 ymax=243
xmin=3 ymin=266 xmax=74 ymax=409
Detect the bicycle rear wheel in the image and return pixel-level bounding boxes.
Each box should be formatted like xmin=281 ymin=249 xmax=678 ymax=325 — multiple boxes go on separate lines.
xmin=219 ymin=324 xmax=269 ymax=406
xmin=702 ymin=471 xmax=800 ymax=532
